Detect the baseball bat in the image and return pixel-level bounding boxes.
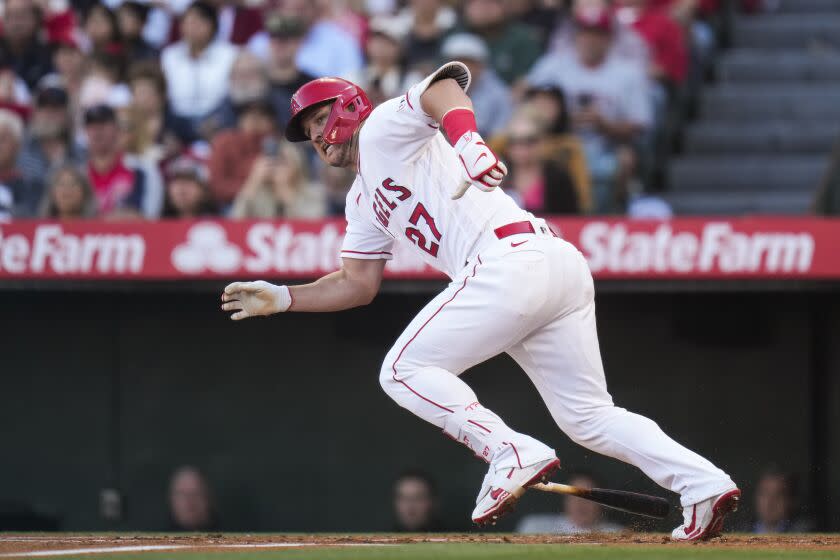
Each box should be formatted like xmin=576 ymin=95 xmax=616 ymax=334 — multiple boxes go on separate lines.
xmin=532 ymin=482 xmax=671 ymax=519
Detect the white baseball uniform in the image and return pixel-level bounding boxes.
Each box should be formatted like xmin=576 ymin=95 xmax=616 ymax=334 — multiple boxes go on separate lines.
xmin=342 ymin=63 xmax=735 ymax=507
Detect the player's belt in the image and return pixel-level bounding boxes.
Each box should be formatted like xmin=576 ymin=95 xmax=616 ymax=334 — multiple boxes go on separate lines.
xmin=494 ymin=221 xmax=535 ymax=239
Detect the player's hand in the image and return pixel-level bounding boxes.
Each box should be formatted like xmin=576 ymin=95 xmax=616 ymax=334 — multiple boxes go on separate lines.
xmin=221 ymin=280 xmax=291 ymax=320
xmin=452 ymin=131 xmax=508 ymax=200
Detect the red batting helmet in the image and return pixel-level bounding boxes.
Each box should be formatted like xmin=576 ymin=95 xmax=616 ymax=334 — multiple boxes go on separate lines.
xmin=285 ymin=78 xmax=372 ymax=145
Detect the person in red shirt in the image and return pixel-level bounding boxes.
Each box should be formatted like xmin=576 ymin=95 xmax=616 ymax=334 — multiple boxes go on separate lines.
xmin=83 ymin=104 xmax=145 ymax=218
xmin=614 ymin=0 xmax=688 ymax=88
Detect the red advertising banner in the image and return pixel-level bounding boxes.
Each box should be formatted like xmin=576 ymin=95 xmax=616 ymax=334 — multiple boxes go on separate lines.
xmin=0 ymin=217 xmax=838 ymax=280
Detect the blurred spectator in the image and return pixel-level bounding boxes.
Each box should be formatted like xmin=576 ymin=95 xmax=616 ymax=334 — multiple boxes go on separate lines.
xmin=526 ymin=5 xmax=651 ymax=213
xmin=814 ymin=140 xmax=840 ymax=215
xmin=247 ymin=0 xmax=363 ymax=78
xmin=440 ymin=33 xmax=510 ymax=139
xmin=126 ymin=61 xmax=184 ymax=158
xmin=614 ymin=0 xmax=688 ymax=89
xmin=752 ymin=468 xmax=813 ymax=534
xmin=82 ymin=3 xmax=124 ymax=59
xmin=0 ymin=0 xmax=53 ymax=90
xmin=213 ymin=50 xmax=270 ymax=132
xmin=462 ymin=0 xmax=542 ymax=84
xmin=263 ymin=14 xmax=316 ymax=129
xmin=39 ymin=163 xmax=97 ymax=219
xmin=390 ymin=0 xmax=457 ymax=75
xmin=208 ymin=98 xmax=275 ymax=207
xmin=321 ymin=164 xmax=355 ymax=216
xmin=168 ymin=466 xmax=218 ymax=532
xmin=349 ymin=18 xmax=413 ymax=107
xmin=230 ymin=139 xmax=324 ymax=219
xmin=162 ymin=157 xmax=217 ymax=218
xmin=116 ymin=2 xmax=157 ymax=61
xmin=517 ymin=471 xmax=623 ymax=534
xmin=521 ymin=85 xmax=591 ymax=212
xmin=18 ymin=78 xmax=84 ymax=186
xmin=0 ymin=54 xmax=34 ymax=118
xmin=0 ymin=109 xmax=42 ymax=218
xmin=82 ymin=104 xmax=145 ymax=218
xmin=49 ymin=37 xmax=86 ymax=106
xmin=161 ymin=1 xmax=238 ymax=137
xmin=212 ymin=0 xmax=264 ymax=46
xmin=506 ymin=0 xmax=562 ymax=49
xmin=117 ymin=103 xmax=165 ymax=217
xmin=77 ymin=53 xmax=129 ymax=122
xmin=393 ymin=471 xmax=444 ymax=532
xmin=500 ymin=110 xmax=578 ymax=214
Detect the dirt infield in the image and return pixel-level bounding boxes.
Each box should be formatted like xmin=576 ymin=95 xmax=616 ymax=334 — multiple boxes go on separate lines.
xmin=2 ymin=533 xmax=840 ymax=557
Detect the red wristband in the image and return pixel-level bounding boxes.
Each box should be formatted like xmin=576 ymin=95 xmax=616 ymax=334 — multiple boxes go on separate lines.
xmin=441 ymin=108 xmax=478 ymax=145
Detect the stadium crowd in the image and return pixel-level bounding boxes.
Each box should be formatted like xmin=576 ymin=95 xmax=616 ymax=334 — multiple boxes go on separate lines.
xmin=0 ymin=0 xmax=763 ymax=222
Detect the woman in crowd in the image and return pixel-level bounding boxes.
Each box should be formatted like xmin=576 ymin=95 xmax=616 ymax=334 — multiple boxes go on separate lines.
xmin=40 ymin=164 xmax=98 ymax=219
xmin=230 ymin=139 xmax=324 ymax=219
xmin=501 ymin=110 xmax=580 ymax=215
xmin=162 ymin=157 xmax=218 ymax=219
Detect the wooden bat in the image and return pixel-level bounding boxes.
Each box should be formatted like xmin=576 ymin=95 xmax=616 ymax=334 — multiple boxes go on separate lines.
xmin=532 ymin=482 xmax=671 ymax=519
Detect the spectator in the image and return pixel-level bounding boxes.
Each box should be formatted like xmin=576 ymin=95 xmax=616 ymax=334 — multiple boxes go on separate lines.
xmin=321 ymin=164 xmax=355 ymax=216
xmin=126 ymin=61 xmax=183 ymax=159
xmin=212 ymin=0 xmax=264 ymax=46
xmin=39 ymin=164 xmax=97 ymax=219
xmin=392 ymin=0 xmax=457 ymax=75
xmin=440 ymin=33 xmax=511 ymax=139
xmin=263 ymin=14 xmax=316 ymax=129
xmin=521 ymin=85 xmax=592 ymax=212
xmin=82 ymin=3 xmax=124 ymax=59
xmin=462 ymin=0 xmax=542 ymax=84
xmin=208 ymin=98 xmax=275 ymax=207
xmin=814 ymin=140 xmax=840 ymax=215
xmin=117 ymin=104 xmax=165 ymax=218
xmin=0 ymin=109 xmax=42 ymax=218
xmin=230 ymin=139 xmax=324 ymax=219
xmin=116 ymin=2 xmax=157 ymax=61
xmin=517 ymin=471 xmax=623 ymax=534
xmin=526 ymin=5 xmax=652 ymax=213
xmin=613 ymin=0 xmax=688 ymax=89
xmin=500 ymin=110 xmax=579 ymax=214
xmin=752 ymin=468 xmax=813 ymax=534
xmin=82 ymin=104 xmax=145 ymax=218
xmin=0 ymin=54 xmax=33 ymax=118
xmin=393 ymin=471 xmax=444 ymax=532
xmin=49 ymin=37 xmax=86 ymax=106
xmin=0 ymin=0 xmax=53 ymax=90
xmin=349 ymin=18 xmax=413 ymax=107
xmin=213 ymin=51 xmax=270 ymax=132
xmin=168 ymin=466 xmax=218 ymax=532
xmin=160 ymin=1 xmax=238 ymax=137
xmin=162 ymin=157 xmax=217 ymax=218
xmin=507 ymin=0 xmax=562 ymax=49
xmin=247 ymin=0 xmax=363 ymax=78
xmin=18 ymin=78 xmax=84 ymax=186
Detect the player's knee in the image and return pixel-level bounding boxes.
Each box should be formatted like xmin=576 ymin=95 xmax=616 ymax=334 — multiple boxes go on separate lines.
xmin=378 ymin=357 xmax=398 ymax=396
xmin=558 ymin=405 xmax=621 ymax=445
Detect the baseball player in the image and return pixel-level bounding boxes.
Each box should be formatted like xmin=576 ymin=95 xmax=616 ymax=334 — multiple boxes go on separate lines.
xmin=221 ymin=62 xmax=740 ymax=539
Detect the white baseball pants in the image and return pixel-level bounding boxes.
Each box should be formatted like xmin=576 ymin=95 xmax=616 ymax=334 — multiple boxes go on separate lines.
xmin=379 ymin=230 xmax=736 ymax=507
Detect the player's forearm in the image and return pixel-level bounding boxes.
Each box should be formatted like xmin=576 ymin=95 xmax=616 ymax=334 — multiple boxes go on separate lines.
xmin=287 ymin=270 xmax=377 ymax=312
xmin=420 ymin=78 xmax=474 ymax=123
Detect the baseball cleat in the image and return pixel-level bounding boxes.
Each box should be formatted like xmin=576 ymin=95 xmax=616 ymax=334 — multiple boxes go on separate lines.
xmin=671 ymin=488 xmax=741 ymax=541
xmin=471 ymin=455 xmax=560 ymax=527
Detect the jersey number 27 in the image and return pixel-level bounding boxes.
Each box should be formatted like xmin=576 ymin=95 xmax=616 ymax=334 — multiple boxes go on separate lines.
xmin=405 ymin=202 xmax=442 ymax=258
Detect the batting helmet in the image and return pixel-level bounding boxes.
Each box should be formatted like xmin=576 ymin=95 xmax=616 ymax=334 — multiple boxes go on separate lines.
xmin=285 ymin=78 xmax=372 ymax=145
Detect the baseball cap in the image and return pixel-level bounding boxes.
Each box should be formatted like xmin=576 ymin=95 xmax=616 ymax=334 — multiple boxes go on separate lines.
xmin=83 ymin=104 xmax=117 ymax=125
xmin=574 ymin=6 xmax=613 ymax=32
xmin=266 ymin=13 xmax=306 ymax=39
xmin=368 ymin=16 xmax=405 ymax=44
xmin=441 ymin=33 xmax=489 ymax=63
xmin=168 ymin=156 xmax=209 ymax=185
xmin=35 ymin=76 xmax=69 ymax=107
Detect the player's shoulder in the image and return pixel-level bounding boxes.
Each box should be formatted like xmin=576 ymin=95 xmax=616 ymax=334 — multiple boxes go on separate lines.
xmin=360 ymin=95 xmax=409 ymax=142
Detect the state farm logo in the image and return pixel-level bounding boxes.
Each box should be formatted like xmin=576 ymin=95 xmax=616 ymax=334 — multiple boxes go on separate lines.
xmin=580 ymin=222 xmax=815 ymax=274
xmin=171 ymin=222 xmax=242 ymax=273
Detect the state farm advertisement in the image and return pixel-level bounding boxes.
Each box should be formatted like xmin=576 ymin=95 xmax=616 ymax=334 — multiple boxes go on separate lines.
xmin=0 ymin=217 xmax=838 ymax=280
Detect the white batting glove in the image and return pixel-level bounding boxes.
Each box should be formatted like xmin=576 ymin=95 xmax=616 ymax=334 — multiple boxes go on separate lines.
xmin=221 ymin=280 xmax=292 ymax=320
xmin=451 ymin=131 xmax=508 ymax=200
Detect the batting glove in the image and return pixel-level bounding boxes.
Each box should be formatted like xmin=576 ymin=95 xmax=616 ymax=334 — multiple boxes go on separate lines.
xmin=451 ymin=131 xmax=508 ymax=200
xmin=221 ymin=280 xmax=292 ymax=320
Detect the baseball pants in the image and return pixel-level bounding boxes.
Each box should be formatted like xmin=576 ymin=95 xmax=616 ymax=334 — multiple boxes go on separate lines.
xmin=379 ymin=230 xmax=735 ymax=507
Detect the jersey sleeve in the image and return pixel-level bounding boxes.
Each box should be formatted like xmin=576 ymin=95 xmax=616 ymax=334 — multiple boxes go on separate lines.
xmin=359 ymin=62 xmax=471 ymax=164
xmin=340 ymin=186 xmax=395 ymax=261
